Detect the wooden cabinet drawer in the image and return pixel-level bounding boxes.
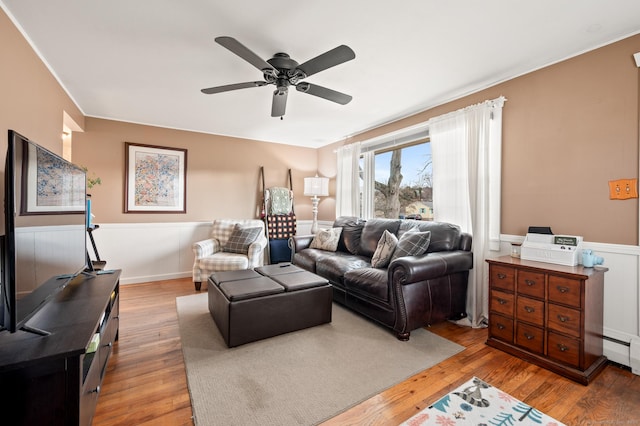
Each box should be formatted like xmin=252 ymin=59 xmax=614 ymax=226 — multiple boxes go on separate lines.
xmin=490 ymin=290 xmax=514 ymax=317
xmin=516 ymin=296 xmax=544 ymax=326
xmin=517 ymin=270 xmax=545 ymax=299
xmin=489 ymin=313 xmax=513 ymax=343
xmin=516 ymin=323 xmax=544 ymax=354
xmin=548 ymin=304 xmax=581 ymax=338
xmin=548 ymin=331 xmax=580 ymax=368
xmin=490 ymin=265 xmax=515 ymax=292
xmin=548 ymin=275 xmax=582 ymax=308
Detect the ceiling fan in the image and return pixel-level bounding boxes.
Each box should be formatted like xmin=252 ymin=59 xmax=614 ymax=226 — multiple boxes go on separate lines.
xmin=201 ymin=36 xmax=355 ymax=118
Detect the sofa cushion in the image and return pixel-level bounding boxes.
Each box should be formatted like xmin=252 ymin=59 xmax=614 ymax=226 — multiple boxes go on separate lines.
xmin=391 ymin=230 xmax=431 ymax=262
xmin=398 ymin=221 xmax=461 ymax=253
xmin=222 ymin=224 xmax=262 ymax=254
xmin=344 ymin=268 xmax=389 ymax=304
xmin=371 ymin=230 xmax=398 ymax=268
xmin=315 ymin=252 xmax=370 ymax=285
xmin=359 ymin=219 xmax=402 ymax=258
xmin=292 ymin=248 xmax=329 ymax=273
xmin=334 ymin=216 xmax=365 ymax=254
xmin=310 ymin=227 xmax=343 ymax=251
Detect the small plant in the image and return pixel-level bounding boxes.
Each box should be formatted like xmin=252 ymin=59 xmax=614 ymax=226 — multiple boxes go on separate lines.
xmin=82 ymin=166 xmax=102 ymax=189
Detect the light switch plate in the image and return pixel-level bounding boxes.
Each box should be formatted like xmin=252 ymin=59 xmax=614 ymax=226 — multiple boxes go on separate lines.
xmin=609 ymin=178 xmax=638 ymax=200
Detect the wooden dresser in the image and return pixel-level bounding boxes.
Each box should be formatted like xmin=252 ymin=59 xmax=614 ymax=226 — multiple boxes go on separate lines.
xmin=486 ymin=256 xmax=607 ymax=385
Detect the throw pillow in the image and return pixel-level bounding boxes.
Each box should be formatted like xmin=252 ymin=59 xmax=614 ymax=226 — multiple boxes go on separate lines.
xmin=390 ymin=230 xmax=431 ymax=262
xmin=371 ymin=230 xmax=398 ymax=268
xmin=222 ymin=224 xmax=263 ymax=254
xmin=310 ymin=227 xmax=343 ymax=252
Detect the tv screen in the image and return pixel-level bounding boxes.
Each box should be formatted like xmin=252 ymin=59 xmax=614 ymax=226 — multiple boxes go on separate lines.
xmin=1 ymin=130 xmax=87 ymax=334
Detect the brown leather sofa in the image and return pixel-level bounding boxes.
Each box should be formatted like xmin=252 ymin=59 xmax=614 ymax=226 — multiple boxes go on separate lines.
xmin=291 ymin=216 xmax=473 ymax=340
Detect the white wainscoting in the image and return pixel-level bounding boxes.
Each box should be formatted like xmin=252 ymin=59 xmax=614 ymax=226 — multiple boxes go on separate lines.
xmin=499 ymin=235 xmax=640 ymax=374
xmin=90 ymin=222 xmax=211 ymax=285
xmin=92 ymin=223 xmax=640 ymax=373
xmin=93 ymin=220 xmax=321 ymax=285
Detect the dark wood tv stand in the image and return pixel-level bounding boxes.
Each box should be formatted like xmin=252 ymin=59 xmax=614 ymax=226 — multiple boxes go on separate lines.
xmin=0 ymin=270 xmax=121 ymax=425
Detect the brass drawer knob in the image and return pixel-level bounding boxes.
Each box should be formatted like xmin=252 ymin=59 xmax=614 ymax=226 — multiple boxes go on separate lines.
xmin=525 ymin=279 xmax=535 ymax=286
xmin=524 ymin=333 xmax=535 ymax=340
xmin=557 ymin=286 xmax=570 ymax=293
xmin=557 ymin=315 xmax=570 ymax=323
xmin=524 ymin=306 xmax=535 ymax=313
xmin=497 ymin=323 xmax=506 ymax=330
xmin=497 ymin=298 xmax=508 ymax=305
xmin=558 ymin=344 xmax=569 ymax=352
xmin=497 ymin=273 xmax=506 ymax=279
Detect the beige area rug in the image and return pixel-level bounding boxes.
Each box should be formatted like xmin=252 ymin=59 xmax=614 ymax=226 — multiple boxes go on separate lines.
xmin=176 ymin=293 xmax=464 ymax=426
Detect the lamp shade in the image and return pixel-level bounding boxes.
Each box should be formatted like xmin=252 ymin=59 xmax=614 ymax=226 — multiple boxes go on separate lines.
xmin=304 ymin=176 xmax=329 ymax=197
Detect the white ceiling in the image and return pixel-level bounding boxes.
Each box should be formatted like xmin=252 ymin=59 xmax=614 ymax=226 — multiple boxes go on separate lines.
xmin=2 ymin=1 xmax=640 ymax=148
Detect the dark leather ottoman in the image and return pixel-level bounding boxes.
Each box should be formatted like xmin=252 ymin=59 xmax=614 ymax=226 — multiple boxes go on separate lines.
xmin=208 ymin=266 xmax=332 ymax=347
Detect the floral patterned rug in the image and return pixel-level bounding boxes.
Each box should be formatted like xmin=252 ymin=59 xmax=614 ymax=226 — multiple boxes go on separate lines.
xmin=401 ymin=377 xmax=565 ymax=426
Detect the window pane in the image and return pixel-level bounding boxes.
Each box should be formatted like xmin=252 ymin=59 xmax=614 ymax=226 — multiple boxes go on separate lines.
xmin=373 ymin=142 xmax=432 ymax=220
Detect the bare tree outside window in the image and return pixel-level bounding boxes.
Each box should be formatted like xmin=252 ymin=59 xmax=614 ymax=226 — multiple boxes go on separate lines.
xmin=374 ymin=142 xmax=432 ymax=220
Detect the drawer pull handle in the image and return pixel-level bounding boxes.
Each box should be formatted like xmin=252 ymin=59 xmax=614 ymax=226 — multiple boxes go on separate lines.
xmin=497 ymin=323 xmax=505 ymax=330
xmin=558 ymin=344 xmax=569 ymax=352
xmin=557 ymin=315 xmax=570 ymax=323
xmin=497 ymin=298 xmax=508 ymax=305
xmin=497 ymin=273 xmax=506 ymax=280
xmin=524 ymin=333 xmax=535 ymax=340
xmin=524 ymin=306 xmax=535 ymax=313
xmin=525 ymin=279 xmax=535 ymax=286
xmin=557 ymin=286 xmax=570 ymax=294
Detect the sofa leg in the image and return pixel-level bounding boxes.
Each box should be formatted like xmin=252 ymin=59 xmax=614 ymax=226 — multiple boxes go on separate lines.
xmin=396 ymin=331 xmax=410 ymax=341
xmin=194 ymin=281 xmax=202 ymax=291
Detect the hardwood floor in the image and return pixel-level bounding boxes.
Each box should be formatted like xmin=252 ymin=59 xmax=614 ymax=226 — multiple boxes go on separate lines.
xmin=93 ymin=278 xmax=640 ymax=425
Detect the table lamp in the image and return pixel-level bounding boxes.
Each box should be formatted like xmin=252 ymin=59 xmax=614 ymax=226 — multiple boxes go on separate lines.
xmin=304 ymin=175 xmax=329 ymax=234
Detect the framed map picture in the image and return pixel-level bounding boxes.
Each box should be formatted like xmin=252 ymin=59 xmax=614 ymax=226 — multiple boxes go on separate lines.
xmin=22 ymin=140 xmax=86 ymax=214
xmin=125 ymin=142 xmax=187 ymax=213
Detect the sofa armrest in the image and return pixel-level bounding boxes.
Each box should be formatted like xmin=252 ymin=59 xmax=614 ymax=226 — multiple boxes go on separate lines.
xmin=290 ymin=235 xmax=314 ymax=254
xmin=389 ymin=250 xmax=473 ymax=284
xmin=193 ymin=238 xmax=221 ymax=259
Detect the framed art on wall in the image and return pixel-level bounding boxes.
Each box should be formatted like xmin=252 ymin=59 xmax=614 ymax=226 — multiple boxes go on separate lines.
xmin=21 ymin=140 xmax=86 ymax=214
xmin=125 ymin=142 xmax=187 ymax=213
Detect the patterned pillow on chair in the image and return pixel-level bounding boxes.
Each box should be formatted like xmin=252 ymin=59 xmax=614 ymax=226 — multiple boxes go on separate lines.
xmin=222 ymin=224 xmax=263 ymax=254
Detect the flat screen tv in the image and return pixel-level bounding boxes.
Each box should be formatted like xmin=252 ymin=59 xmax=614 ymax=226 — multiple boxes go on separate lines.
xmin=1 ymin=130 xmax=87 ymax=334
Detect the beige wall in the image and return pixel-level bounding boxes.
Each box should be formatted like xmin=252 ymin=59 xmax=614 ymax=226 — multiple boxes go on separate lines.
xmin=71 ymin=118 xmax=318 ymax=223
xmin=3 ymin=4 xmax=640 ymax=245
xmin=321 ymin=34 xmax=640 ymax=245
xmin=0 ymin=9 xmax=84 ymax=154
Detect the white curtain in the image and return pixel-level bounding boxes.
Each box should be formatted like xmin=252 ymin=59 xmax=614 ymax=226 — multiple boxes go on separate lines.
xmin=360 ymin=151 xmax=375 ymax=219
xmin=429 ymin=96 xmax=505 ymax=327
xmin=336 ymin=142 xmax=361 ymax=217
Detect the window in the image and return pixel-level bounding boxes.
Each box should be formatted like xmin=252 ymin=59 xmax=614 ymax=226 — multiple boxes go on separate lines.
xmin=360 ymin=140 xmax=432 ymax=220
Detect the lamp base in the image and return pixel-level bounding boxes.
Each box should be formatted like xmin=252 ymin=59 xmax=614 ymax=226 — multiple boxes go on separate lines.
xmin=310 ymin=196 xmax=319 ymax=234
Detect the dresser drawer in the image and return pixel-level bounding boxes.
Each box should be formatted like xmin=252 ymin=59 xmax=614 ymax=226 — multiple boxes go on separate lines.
xmin=516 ymin=296 xmax=544 ymax=326
xmin=548 ymin=304 xmax=581 ymax=338
xmin=516 ymin=323 xmax=544 ymax=354
xmin=548 ymin=275 xmax=582 ymax=308
xmin=490 ymin=290 xmax=514 ymax=317
xmin=517 ymin=270 xmax=545 ymax=299
xmin=489 ymin=313 xmax=513 ymax=343
xmin=491 ymin=265 xmax=515 ymax=292
xmin=548 ymin=331 xmax=580 ymax=368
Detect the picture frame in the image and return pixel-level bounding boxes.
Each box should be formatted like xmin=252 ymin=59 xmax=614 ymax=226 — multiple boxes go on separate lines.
xmin=21 ymin=140 xmax=86 ymax=215
xmin=124 ymin=142 xmax=187 ymax=213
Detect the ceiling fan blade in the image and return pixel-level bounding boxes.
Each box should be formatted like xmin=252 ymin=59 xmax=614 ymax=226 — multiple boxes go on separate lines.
xmin=271 ymin=88 xmax=288 ymax=117
xmin=201 ymin=81 xmax=267 ymax=94
xmin=297 ymin=45 xmax=355 ymax=78
xmin=296 ymin=82 xmax=352 ymax=105
xmin=215 ymin=36 xmax=276 ymax=74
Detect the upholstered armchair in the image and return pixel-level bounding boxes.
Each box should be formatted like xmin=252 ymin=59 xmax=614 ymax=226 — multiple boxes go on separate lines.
xmin=192 ymin=219 xmax=268 ymax=291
